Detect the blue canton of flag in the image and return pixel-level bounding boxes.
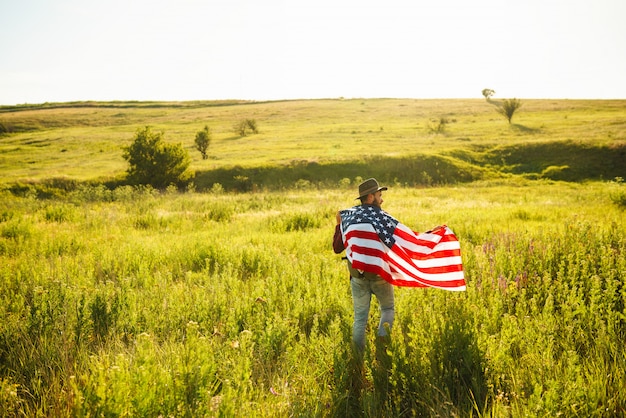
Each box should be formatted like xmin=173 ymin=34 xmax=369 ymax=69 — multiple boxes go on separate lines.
xmin=340 ymin=205 xmax=399 ymax=248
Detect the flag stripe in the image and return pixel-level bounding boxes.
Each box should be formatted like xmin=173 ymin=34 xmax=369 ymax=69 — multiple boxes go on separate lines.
xmin=341 ymin=207 xmax=466 ymax=291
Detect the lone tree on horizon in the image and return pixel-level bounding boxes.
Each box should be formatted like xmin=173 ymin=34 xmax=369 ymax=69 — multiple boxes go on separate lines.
xmin=497 ymin=98 xmax=522 ymax=124
xmin=482 ymin=88 xmax=495 ymax=100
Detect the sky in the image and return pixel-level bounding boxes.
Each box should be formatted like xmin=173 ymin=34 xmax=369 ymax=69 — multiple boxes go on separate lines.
xmin=1 ymin=0 xmax=624 ymax=105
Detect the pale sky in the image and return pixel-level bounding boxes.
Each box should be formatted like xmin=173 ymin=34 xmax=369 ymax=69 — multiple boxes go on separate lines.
xmin=1 ymin=0 xmax=624 ymax=105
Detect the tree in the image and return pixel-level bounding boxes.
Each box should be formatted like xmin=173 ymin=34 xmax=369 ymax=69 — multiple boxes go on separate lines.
xmin=123 ymin=126 xmax=192 ymax=189
xmin=481 ymin=88 xmax=495 ymax=100
xmin=194 ymin=125 xmax=212 ymax=160
xmin=496 ymin=98 xmax=522 ymax=124
xmin=427 ymin=117 xmax=450 ymax=134
xmin=234 ymin=119 xmax=259 ymax=136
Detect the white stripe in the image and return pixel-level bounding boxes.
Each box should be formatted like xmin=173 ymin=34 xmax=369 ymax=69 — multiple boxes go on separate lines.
xmin=387 ymin=250 xmax=464 ymax=282
xmin=411 ymin=255 xmax=464 ymax=268
xmin=393 ymin=239 xmax=437 ymax=254
xmin=348 ymin=236 xmax=387 ymax=252
xmin=344 ymin=223 xmax=376 ymax=233
xmin=394 ymin=226 xmax=460 ymax=251
xmin=394 ymin=238 xmax=460 ymax=254
xmin=395 ymin=223 xmax=435 ymax=240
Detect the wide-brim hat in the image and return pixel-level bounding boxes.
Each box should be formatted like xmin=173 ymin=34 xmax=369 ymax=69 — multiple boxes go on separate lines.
xmin=357 ymin=178 xmax=388 ymax=199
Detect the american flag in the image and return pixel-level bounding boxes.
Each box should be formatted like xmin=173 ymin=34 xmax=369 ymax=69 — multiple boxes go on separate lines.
xmin=340 ymin=205 xmax=466 ymax=291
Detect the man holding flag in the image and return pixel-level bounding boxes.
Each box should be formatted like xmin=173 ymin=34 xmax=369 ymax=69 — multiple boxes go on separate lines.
xmin=333 ymin=178 xmax=466 ymax=353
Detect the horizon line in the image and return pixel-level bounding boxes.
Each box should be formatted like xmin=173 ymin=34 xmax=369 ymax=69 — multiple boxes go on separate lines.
xmin=3 ymin=96 xmax=626 ymax=107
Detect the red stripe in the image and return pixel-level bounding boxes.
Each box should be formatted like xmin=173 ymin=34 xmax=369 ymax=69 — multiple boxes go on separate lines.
xmin=342 ymin=221 xmax=466 ymax=290
xmin=417 ymin=264 xmax=464 ymax=274
xmin=350 ymin=243 xmax=385 ymax=258
xmin=395 ymin=229 xmax=436 ymax=248
xmin=395 ymin=228 xmax=459 ymax=250
xmin=345 ymin=229 xmax=380 ymax=241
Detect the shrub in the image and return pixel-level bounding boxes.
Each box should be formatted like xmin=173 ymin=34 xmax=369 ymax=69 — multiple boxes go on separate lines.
xmin=194 ymin=126 xmax=212 ymax=160
xmin=496 ymin=98 xmax=522 ymax=124
xmin=234 ymin=119 xmax=259 ymax=136
xmin=233 ymin=175 xmax=253 ymax=192
xmin=123 ymin=126 xmax=193 ymax=189
xmin=68 ymin=184 xmax=111 ymax=203
xmin=294 ymin=179 xmax=311 ymax=189
xmin=541 ymin=165 xmax=570 ymax=180
xmin=0 ymin=378 xmax=22 ymax=416
xmin=609 ymin=177 xmax=626 ymax=208
xmin=44 ymin=204 xmax=75 ymax=223
xmin=339 ymin=178 xmax=351 ymax=188
xmin=428 ymin=117 xmax=450 ymax=134
xmin=0 ymin=210 xmax=14 ymax=223
xmin=1 ymin=221 xmax=32 ymax=240
xmin=205 ymin=202 xmax=234 ymax=222
xmin=7 ymin=183 xmax=37 ymax=198
xmin=270 ymin=211 xmax=322 ymax=232
xmin=210 ymin=183 xmax=224 ymax=194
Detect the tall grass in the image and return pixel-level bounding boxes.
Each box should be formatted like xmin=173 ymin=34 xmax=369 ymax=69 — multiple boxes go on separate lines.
xmin=0 ymin=180 xmax=624 ymax=416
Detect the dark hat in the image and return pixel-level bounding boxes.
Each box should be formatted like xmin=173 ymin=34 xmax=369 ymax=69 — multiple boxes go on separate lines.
xmin=357 ymin=178 xmax=388 ymax=199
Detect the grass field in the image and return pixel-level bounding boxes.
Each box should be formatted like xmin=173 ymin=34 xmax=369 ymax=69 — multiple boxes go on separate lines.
xmin=1 ymin=99 xmax=624 ymax=187
xmin=1 ymin=99 xmax=625 ymax=416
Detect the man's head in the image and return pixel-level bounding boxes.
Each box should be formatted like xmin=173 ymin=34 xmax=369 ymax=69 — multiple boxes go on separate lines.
xmin=357 ymin=178 xmax=387 ymax=207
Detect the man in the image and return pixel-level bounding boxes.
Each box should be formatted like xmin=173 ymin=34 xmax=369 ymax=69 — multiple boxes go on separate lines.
xmin=333 ymin=178 xmax=395 ymax=353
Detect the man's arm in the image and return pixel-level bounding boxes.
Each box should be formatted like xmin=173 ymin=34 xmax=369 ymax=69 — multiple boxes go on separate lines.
xmin=332 ymin=211 xmax=345 ymax=254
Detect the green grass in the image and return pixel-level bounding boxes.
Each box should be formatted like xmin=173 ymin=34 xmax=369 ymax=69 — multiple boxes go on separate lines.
xmin=0 ymin=99 xmax=625 ymax=416
xmin=1 ymin=99 xmax=624 ymax=188
xmin=1 ymin=180 xmax=625 ymax=416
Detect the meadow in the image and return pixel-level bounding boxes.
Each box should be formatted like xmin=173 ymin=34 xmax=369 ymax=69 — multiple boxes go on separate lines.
xmin=0 ymin=99 xmax=625 ymax=416
xmin=1 ymin=99 xmax=624 ymax=187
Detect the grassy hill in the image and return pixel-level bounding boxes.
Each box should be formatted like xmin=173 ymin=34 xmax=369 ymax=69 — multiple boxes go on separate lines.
xmin=1 ymin=99 xmax=624 ymax=192
xmin=1 ymin=99 xmax=625 ymax=416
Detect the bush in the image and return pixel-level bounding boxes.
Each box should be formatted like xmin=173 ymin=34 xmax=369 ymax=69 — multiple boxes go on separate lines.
xmin=609 ymin=177 xmax=626 ymax=208
xmin=496 ymin=98 xmax=522 ymax=124
xmin=270 ymin=211 xmax=322 ymax=232
xmin=205 ymin=202 xmax=234 ymax=222
xmin=0 ymin=378 xmax=22 ymax=417
xmin=428 ymin=117 xmax=450 ymax=134
xmin=233 ymin=175 xmax=253 ymax=192
xmin=194 ymin=126 xmax=212 ymax=160
xmin=123 ymin=127 xmax=193 ymax=189
xmin=338 ymin=178 xmax=351 ymax=188
xmin=541 ymin=165 xmax=570 ymax=180
xmin=234 ymin=119 xmax=259 ymax=137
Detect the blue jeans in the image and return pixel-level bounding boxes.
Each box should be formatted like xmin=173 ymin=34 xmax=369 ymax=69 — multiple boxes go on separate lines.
xmin=350 ymin=275 xmax=395 ymax=352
